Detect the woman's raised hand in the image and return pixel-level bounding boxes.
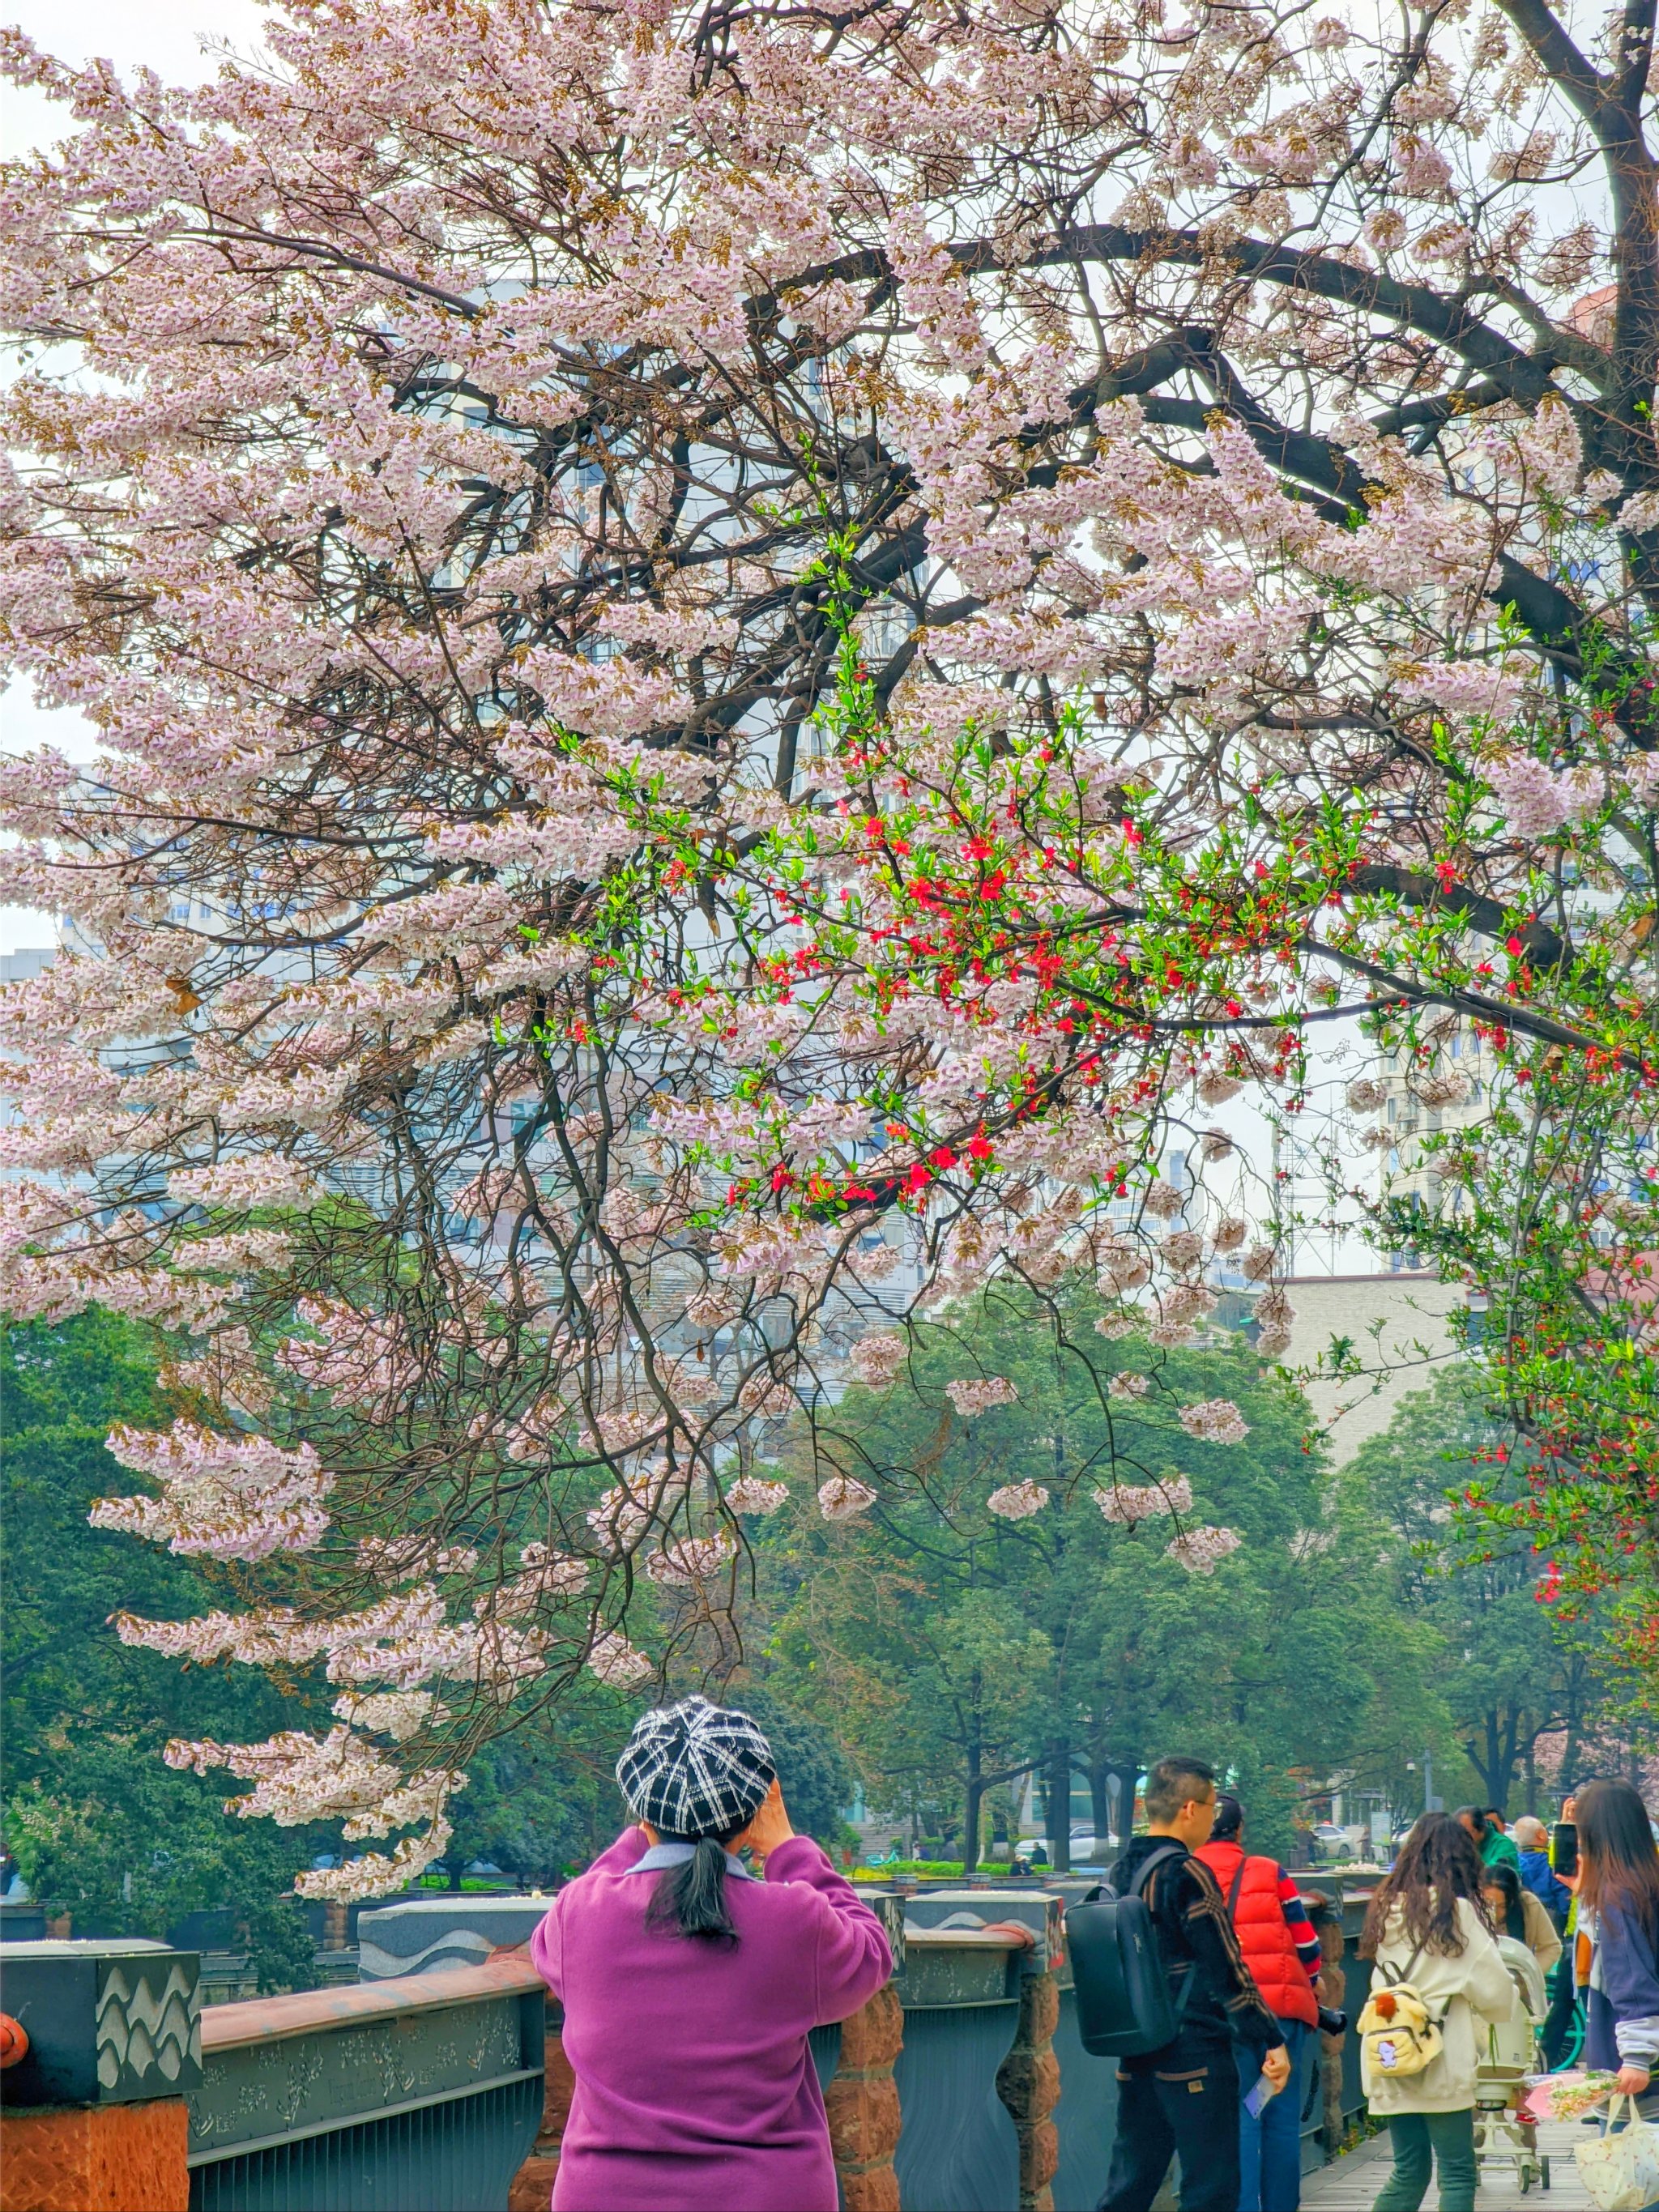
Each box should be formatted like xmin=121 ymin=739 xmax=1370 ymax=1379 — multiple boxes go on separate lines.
xmin=734 ymin=1779 xmax=795 ymax=1865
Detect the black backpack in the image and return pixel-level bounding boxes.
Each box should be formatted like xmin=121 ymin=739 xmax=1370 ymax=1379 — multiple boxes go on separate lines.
xmin=1067 ymin=1844 xmax=1197 ymax=2057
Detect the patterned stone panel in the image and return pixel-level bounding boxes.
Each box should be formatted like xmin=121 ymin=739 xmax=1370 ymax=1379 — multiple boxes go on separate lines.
xmin=356 ymin=1899 xmax=552 ymax=1982
xmin=0 ymin=1945 xmax=201 ymax=2108
xmin=902 ymin=1891 xmax=1063 ymax=1969
xmin=96 ymin=1963 xmax=201 ymax=2095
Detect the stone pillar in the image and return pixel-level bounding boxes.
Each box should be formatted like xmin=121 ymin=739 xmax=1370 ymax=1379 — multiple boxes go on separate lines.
xmin=1316 ymin=1928 xmax=1350 ymax=2155
xmin=0 ymin=2097 xmax=190 ymax=2211
xmin=322 ymin=1901 xmax=349 ymax=1952
xmin=0 ymin=1941 xmax=201 ymax=2212
xmin=825 ymin=1985 xmax=903 ymax=2212
xmin=508 ymin=1996 xmax=575 ymax=2212
xmin=996 ymin=1966 xmax=1062 ymax=2212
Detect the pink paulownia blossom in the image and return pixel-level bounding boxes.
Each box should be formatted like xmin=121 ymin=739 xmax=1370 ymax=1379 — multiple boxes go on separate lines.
xmin=2 ymin=0 xmax=1654 ymax=1887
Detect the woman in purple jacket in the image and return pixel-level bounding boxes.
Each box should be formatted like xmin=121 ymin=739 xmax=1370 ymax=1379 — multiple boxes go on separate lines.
xmin=530 ymin=1694 xmax=893 ymax=2212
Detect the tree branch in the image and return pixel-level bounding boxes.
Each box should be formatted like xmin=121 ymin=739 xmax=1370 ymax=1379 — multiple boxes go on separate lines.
xmin=1494 ymin=0 xmax=1610 ymax=129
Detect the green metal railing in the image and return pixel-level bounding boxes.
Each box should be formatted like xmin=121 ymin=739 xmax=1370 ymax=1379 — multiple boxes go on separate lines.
xmin=175 ymin=1880 xmax=1380 ymax=2212
xmin=187 ymin=1957 xmax=545 ymax=2212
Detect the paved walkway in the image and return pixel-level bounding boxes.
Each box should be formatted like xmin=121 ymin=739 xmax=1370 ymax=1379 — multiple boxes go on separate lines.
xmin=1303 ymin=2114 xmax=1593 ymax=2208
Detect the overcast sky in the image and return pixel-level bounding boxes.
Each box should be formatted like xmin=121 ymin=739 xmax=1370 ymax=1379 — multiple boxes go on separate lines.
xmin=2 ymin=0 xmax=267 ymax=160
xmin=2 ymin=0 xmax=269 ymax=953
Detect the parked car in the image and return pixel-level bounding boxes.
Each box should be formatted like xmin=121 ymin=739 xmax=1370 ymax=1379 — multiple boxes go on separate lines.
xmin=1311 ymin=1822 xmax=1354 ymax=1863
xmin=1017 ymin=1830 xmax=1113 ymax=1863
xmin=1067 ymin=1834 xmax=1115 ymax=1862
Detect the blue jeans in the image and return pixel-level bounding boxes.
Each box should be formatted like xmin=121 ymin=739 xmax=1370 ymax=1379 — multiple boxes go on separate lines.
xmin=1237 ymin=2018 xmax=1310 ymax=2212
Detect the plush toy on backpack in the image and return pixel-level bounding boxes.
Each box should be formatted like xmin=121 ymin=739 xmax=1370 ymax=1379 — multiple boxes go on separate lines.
xmin=1356 ymin=1947 xmax=1446 ymax=2082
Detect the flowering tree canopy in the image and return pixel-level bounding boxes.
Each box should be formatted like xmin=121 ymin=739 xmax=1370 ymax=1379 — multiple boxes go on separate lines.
xmin=2 ymin=0 xmax=1657 ymax=1885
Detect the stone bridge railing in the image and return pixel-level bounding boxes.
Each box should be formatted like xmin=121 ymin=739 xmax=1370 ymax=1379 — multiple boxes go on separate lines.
xmin=0 ymin=1886 xmax=1375 ymax=2212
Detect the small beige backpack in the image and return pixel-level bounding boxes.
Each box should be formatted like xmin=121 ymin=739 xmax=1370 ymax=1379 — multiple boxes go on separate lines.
xmin=1357 ymin=1943 xmax=1447 ymax=2080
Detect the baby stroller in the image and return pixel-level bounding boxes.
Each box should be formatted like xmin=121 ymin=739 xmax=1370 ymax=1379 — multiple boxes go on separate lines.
xmin=1473 ymin=1936 xmax=1551 ymax=2193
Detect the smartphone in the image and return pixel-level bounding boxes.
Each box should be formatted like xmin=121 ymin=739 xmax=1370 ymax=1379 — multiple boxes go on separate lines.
xmin=1244 ymin=2075 xmax=1277 ymax=2118
xmin=1552 ymin=1820 xmax=1579 ymax=1880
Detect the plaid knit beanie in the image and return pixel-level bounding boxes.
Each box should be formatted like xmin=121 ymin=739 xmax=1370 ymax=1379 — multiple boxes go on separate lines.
xmin=616 ymin=1695 xmax=775 ymax=1839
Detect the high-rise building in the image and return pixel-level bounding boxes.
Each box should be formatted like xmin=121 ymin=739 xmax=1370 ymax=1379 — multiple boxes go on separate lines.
xmin=0 ymin=947 xmax=54 ymax=984
xmin=1373 ymin=1021 xmax=1498 ymax=1239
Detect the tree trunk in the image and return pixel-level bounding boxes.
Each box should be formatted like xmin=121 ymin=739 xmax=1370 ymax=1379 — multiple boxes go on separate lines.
xmin=1561 ymin=1713 xmax=1582 ymax=1802
xmin=990 ymin=1789 xmax=1010 ymax=1855
xmin=1088 ymin=1757 xmax=1112 ymax=1852
xmin=1047 ymin=1745 xmax=1073 ymax=1873
xmin=1468 ymin=1709 xmax=1522 ymax=1812
xmin=963 ymin=1721 xmax=983 ymax=1877
xmin=1499 ymin=1707 xmax=1525 ymax=1815
xmin=1494 ymin=1704 xmax=1532 ymax=1817
xmin=1108 ymin=1760 xmax=1141 ymax=1847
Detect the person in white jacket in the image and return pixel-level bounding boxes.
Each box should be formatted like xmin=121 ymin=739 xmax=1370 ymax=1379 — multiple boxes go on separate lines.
xmin=1359 ymin=1811 xmax=1518 ymax=2212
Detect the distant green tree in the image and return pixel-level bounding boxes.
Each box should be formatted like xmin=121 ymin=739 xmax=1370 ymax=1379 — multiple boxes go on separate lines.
xmin=2 ymin=1311 xmax=325 ymax=1988
xmin=1341 ymin=1368 xmax=1629 ymax=1813
xmin=761 ymin=1276 xmax=1452 ymax=1868
xmin=726 ymin=1684 xmax=859 ymax=1852
xmin=439 ymin=1692 xmax=640 ymax=1884
xmin=767 ymin=1567 xmax=1051 ymax=1864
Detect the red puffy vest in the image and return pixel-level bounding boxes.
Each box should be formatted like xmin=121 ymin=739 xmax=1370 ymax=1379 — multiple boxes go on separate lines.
xmin=1196 ymin=1839 xmax=1319 ymax=2027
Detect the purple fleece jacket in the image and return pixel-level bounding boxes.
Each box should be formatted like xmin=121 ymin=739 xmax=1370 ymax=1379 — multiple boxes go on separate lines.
xmin=529 ymin=1825 xmax=893 ymax=2212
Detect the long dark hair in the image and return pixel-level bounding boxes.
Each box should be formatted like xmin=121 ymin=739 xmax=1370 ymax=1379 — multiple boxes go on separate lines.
xmin=644 ymin=1832 xmax=744 ymax=1946
xmin=1362 ymin=1812 xmax=1493 ymax=1960
xmin=1482 ymin=1858 xmax=1526 ymax=1942
xmin=1576 ymin=1780 xmax=1659 ymax=1941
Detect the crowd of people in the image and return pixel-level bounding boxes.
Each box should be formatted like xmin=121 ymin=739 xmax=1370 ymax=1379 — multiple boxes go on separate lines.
xmin=525 ymin=1700 xmax=1659 ymax=2212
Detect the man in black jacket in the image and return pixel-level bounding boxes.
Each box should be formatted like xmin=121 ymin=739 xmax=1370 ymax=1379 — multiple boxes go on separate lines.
xmin=1097 ymin=1754 xmax=1290 ymax=2212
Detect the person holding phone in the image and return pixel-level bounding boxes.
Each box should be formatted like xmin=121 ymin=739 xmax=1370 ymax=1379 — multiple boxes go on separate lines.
xmin=1537 ymin=1794 xmax=1594 ymax=2069
xmin=1514 ymin=1815 xmax=1572 ymax=1924
xmin=1555 ymin=1802 xmax=1581 ymax=1883
xmin=1575 ymin=1780 xmax=1659 ymax=2116
xmin=530 ymin=1696 xmax=893 ymax=2211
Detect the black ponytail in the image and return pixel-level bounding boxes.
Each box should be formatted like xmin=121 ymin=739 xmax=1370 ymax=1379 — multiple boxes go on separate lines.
xmin=645 ymin=1835 xmax=740 ymax=1946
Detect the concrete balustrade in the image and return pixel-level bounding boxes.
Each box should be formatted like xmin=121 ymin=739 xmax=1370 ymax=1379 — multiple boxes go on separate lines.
xmin=0 ymin=1886 xmax=1379 ymax=2212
